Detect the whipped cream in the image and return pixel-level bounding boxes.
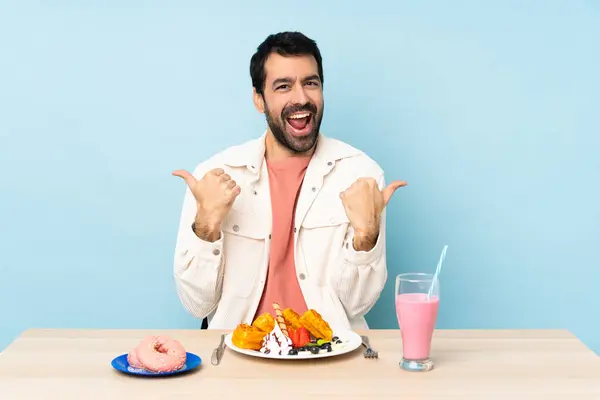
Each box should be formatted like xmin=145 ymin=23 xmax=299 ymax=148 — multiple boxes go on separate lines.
xmin=259 ymin=321 xmax=292 ymax=355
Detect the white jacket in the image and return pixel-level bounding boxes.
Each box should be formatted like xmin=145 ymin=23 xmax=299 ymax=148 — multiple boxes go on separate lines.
xmin=173 ymin=133 xmax=389 ymax=332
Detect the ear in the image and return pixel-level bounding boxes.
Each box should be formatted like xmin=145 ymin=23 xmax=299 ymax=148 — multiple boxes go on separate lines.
xmin=253 ymin=88 xmax=265 ymax=114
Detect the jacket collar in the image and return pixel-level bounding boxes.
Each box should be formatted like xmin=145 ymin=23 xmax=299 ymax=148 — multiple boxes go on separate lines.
xmin=222 ymin=132 xmax=362 ymax=174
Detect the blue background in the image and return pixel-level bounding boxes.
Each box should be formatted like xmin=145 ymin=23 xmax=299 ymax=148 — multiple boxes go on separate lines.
xmin=1 ymin=1 xmax=598 ymax=353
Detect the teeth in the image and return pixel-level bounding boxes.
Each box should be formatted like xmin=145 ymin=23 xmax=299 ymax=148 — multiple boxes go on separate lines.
xmin=288 ymin=112 xmax=310 ymax=119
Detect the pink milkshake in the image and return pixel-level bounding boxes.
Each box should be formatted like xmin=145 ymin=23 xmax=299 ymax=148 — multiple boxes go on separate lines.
xmin=395 ymin=272 xmax=440 ymax=372
xmin=395 ymin=293 xmax=439 ymax=360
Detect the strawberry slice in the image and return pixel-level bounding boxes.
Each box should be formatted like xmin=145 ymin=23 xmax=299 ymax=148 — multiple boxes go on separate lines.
xmin=297 ymin=327 xmax=311 ymax=347
xmin=288 ymin=327 xmax=301 ymax=348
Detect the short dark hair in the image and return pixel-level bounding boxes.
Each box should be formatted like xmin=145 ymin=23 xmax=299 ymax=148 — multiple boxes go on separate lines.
xmin=250 ymin=31 xmax=324 ymax=96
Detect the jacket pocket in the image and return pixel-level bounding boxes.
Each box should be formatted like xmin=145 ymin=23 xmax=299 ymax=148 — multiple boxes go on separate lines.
xmin=299 ymin=200 xmax=350 ymax=287
xmin=302 ymin=194 xmax=350 ymax=228
xmin=221 ymin=208 xmax=267 ymax=298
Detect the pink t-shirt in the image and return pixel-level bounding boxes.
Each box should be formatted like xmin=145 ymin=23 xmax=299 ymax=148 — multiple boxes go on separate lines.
xmin=254 ymin=155 xmax=311 ymax=319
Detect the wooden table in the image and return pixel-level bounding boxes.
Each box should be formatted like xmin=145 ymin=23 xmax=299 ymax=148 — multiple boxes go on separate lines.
xmin=0 ymin=329 xmax=599 ymax=399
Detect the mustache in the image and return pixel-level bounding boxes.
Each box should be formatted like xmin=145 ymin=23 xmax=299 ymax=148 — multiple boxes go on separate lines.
xmin=282 ymin=102 xmax=318 ymax=119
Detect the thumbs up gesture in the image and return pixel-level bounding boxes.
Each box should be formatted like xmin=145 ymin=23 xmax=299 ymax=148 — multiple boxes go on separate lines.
xmin=340 ymin=177 xmax=407 ymax=251
xmin=172 ymin=168 xmax=241 ymax=241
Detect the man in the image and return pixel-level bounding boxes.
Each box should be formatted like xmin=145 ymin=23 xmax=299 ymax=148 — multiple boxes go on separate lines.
xmin=172 ymin=31 xmax=406 ymax=331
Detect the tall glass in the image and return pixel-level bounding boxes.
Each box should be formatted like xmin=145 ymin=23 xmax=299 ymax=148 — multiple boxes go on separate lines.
xmin=395 ymin=273 xmax=439 ymax=372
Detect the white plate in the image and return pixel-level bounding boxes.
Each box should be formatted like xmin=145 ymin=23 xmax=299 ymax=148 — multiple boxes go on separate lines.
xmin=224 ymin=329 xmax=362 ymax=360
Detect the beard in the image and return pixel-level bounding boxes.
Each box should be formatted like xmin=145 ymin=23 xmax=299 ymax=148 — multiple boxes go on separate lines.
xmin=264 ymin=100 xmax=323 ymax=154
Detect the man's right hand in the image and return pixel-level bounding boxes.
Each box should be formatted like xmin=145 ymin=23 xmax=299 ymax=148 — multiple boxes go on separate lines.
xmin=172 ymin=168 xmax=241 ymax=242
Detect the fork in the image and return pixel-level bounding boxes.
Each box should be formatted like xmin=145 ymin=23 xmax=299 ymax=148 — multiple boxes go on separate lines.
xmin=360 ymin=335 xmax=378 ymax=359
xmin=211 ymin=333 xmax=226 ymax=365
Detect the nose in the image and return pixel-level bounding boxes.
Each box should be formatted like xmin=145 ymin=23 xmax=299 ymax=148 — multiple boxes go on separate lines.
xmin=290 ymin=82 xmax=309 ymax=104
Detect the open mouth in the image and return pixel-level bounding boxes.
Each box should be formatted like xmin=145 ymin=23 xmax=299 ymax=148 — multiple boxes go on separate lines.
xmin=285 ymin=111 xmax=313 ymax=137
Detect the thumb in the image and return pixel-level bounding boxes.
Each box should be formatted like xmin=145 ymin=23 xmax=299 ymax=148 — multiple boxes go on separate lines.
xmin=382 ymin=180 xmax=407 ymax=205
xmin=172 ymin=169 xmax=197 ymax=188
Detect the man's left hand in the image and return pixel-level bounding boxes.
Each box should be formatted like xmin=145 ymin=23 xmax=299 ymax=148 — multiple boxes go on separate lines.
xmin=340 ymin=177 xmax=407 ymax=251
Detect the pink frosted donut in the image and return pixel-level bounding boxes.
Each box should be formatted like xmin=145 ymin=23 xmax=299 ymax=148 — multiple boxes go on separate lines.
xmin=127 ymin=336 xmax=153 ymax=369
xmin=134 ymin=336 xmax=187 ymax=373
xmin=127 ymin=348 xmax=144 ymax=369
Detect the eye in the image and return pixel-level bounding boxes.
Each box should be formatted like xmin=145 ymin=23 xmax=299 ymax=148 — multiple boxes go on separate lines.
xmin=276 ymin=84 xmax=290 ymax=91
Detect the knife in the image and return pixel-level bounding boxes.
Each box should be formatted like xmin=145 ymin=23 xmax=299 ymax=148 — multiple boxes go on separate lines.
xmin=211 ymin=333 xmax=226 ymax=365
